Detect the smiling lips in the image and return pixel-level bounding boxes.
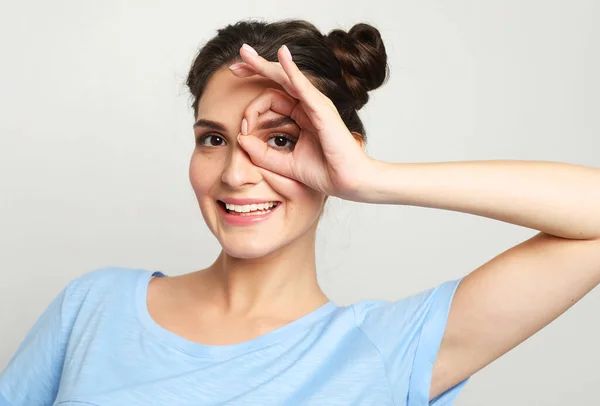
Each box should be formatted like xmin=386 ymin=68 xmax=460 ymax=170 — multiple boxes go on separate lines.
xmin=217 ymin=199 xmax=281 ymax=225
xmin=223 ymin=201 xmax=279 ymax=215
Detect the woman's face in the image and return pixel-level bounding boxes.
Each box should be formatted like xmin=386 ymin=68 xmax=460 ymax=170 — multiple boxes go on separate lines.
xmin=189 ymin=67 xmax=326 ymax=259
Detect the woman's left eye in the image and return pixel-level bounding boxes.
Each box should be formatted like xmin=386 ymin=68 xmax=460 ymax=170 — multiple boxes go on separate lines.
xmin=266 ymin=135 xmax=297 ymax=151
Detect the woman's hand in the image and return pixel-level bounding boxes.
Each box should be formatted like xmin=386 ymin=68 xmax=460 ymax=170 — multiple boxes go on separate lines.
xmin=229 ymin=44 xmax=376 ymax=201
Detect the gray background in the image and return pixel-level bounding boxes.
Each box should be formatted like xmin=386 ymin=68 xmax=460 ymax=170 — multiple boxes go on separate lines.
xmin=1 ymin=0 xmax=599 ymax=404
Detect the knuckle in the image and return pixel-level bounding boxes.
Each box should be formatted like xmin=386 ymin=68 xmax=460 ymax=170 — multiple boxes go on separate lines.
xmin=264 ymin=88 xmax=280 ymax=96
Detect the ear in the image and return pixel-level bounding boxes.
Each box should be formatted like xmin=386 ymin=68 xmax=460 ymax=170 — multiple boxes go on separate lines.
xmin=350 ymin=132 xmax=366 ymax=149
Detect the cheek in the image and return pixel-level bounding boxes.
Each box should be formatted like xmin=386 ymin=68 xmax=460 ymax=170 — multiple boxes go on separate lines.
xmin=260 ymin=169 xmax=325 ymax=216
xmin=189 ymin=153 xmax=221 ymax=197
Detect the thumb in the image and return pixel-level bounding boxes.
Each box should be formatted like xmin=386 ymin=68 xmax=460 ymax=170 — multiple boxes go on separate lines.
xmin=237 ymin=134 xmax=295 ymax=179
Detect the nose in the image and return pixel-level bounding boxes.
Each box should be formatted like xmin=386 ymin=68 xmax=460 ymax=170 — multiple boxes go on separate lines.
xmin=220 ymin=143 xmax=263 ymax=188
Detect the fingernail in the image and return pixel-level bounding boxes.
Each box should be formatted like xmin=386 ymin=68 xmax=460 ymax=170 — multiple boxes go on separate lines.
xmin=242 ymin=44 xmax=258 ymax=56
xmin=229 ymin=62 xmax=247 ymax=70
xmin=241 ymin=118 xmax=248 ymax=135
xmin=281 ymin=45 xmax=292 ymax=61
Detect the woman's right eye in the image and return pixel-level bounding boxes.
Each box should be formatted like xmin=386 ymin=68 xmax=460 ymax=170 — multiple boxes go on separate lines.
xmin=197 ymin=134 xmax=227 ymax=147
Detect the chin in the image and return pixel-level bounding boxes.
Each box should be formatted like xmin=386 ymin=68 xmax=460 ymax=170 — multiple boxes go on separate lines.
xmin=220 ymin=238 xmax=285 ymax=259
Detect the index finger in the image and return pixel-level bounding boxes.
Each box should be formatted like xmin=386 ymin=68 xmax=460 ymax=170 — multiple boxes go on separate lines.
xmin=242 ymin=88 xmax=315 ymax=135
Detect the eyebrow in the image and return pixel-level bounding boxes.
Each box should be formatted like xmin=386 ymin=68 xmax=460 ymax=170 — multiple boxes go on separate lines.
xmin=193 ymin=119 xmax=226 ymax=132
xmin=193 ymin=116 xmax=297 ymax=132
xmin=256 ymin=116 xmax=298 ymax=131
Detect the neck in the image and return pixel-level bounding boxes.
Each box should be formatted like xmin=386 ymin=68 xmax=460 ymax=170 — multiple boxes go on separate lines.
xmin=202 ymin=229 xmax=329 ymax=317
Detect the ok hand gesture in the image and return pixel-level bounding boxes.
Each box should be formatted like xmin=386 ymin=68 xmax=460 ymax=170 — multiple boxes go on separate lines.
xmin=231 ymin=44 xmax=377 ymax=201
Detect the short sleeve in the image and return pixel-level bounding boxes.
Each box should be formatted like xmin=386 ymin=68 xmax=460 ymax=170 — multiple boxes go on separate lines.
xmin=0 ymin=285 xmax=73 ymax=406
xmin=353 ymin=278 xmax=469 ymax=406
xmin=0 ymin=267 xmax=143 ymax=406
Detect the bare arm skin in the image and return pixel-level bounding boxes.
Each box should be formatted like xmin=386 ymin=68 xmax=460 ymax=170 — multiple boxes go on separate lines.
xmin=360 ymin=160 xmax=600 ymax=400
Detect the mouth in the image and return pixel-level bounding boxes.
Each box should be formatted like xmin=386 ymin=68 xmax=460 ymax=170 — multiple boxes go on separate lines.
xmin=217 ymin=200 xmax=281 ymax=216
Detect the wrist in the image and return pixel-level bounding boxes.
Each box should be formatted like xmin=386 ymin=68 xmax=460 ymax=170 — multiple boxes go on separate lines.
xmin=356 ymin=160 xmax=415 ymax=205
xmin=343 ymin=159 xmax=394 ymax=203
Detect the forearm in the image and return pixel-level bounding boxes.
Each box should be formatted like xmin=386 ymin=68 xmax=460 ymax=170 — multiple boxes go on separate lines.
xmin=362 ymin=159 xmax=600 ymax=240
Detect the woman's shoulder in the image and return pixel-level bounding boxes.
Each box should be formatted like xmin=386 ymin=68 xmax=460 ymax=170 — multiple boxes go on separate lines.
xmin=67 ymin=265 xmax=147 ymax=289
xmin=349 ymin=278 xmax=463 ymax=336
xmin=61 ymin=266 xmax=154 ymax=308
xmin=72 ymin=265 xmax=150 ymax=282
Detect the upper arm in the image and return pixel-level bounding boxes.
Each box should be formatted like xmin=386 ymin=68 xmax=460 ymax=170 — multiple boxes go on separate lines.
xmin=430 ymin=232 xmax=600 ymax=400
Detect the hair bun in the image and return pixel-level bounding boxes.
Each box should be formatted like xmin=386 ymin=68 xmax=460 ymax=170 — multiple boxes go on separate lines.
xmin=326 ymin=23 xmax=389 ymax=110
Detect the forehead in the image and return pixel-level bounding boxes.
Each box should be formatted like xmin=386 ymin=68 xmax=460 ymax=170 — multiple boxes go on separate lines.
xmin=196 ymin=67 xmax=285 ymax=122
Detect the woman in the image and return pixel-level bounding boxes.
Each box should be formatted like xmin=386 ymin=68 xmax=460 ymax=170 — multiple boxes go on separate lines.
xmin=1 ymin=19 xmax=599 ymax=406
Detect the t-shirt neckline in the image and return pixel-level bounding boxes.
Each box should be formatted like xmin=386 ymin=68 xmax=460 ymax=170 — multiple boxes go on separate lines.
xmin=135 ymin=270 xmax=339 ymax=359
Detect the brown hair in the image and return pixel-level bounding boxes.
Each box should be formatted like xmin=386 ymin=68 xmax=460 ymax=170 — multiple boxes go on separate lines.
xmin=186 ymin=19 xmax=389 ymax=142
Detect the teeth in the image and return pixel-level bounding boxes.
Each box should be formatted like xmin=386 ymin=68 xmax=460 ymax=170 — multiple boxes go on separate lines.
xmin=224 ymin=201 xmax=277 ymax=213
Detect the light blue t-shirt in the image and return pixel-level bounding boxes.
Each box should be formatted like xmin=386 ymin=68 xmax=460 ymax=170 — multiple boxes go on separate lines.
xmin=0 ymin=267 xmax=469 ymax=405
